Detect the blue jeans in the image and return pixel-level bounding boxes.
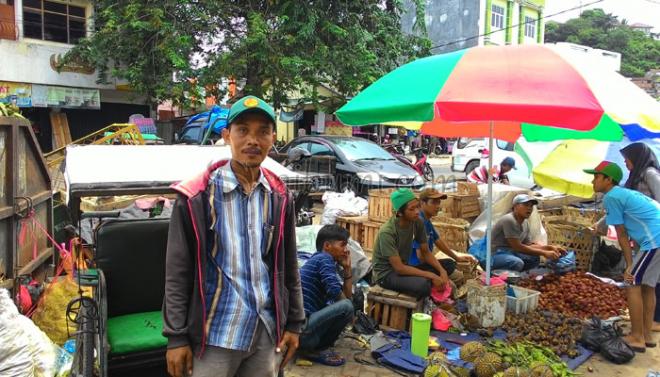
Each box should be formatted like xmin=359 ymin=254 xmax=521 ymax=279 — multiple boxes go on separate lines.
xmin=491 ymin=248 xmax=540 ymax=272
xmin=299 ymin=299 xmax=354 ymax=351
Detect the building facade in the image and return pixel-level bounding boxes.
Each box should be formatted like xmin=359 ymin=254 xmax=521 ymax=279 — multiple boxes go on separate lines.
xmin=0 ymin=0 xmax=149 ymax=152
xmin=402 ymin=0 xmax=546 ymax=54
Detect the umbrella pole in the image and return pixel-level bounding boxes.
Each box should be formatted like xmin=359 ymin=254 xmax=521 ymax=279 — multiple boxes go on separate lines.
xmin=486 ymin=121 xmax=494 ymax=285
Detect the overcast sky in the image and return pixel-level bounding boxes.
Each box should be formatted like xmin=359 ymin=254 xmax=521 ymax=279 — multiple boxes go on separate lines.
xmin=544 ymin=0 xmax=660 ymax=32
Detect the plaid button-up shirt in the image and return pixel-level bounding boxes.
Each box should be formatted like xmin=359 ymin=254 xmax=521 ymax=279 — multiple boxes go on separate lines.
xmin=203 ymin=163 xmax=276 ymax=351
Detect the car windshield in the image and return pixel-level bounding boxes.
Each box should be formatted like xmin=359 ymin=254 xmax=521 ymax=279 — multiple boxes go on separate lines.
xmin=333 ymin=139 xmax=395 ymax=161
xmin=181 ymin=124 xmax=202 ymax=142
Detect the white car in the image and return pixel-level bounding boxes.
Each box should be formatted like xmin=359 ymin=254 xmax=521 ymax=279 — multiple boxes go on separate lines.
xmin=451 ymin=137 xmax=559 ymax=189
xmin=451 ymin=137 xmax=488 ymax=174
xmin=478 ymin=139 xmax=560 ymax=189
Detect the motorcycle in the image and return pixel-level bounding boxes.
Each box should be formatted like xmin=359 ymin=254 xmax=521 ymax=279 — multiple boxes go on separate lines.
xmin=383 ymin=145 xmax=434 ymax=182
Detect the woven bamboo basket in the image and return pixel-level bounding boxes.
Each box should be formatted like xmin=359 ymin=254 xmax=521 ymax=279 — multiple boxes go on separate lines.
xmin=544 ymin=215 xmax=597 ymax=272
xmin=561 ymin=206 xmax=605 ymax=226
xmin=431 ymin=215 xmax=470 ymax=253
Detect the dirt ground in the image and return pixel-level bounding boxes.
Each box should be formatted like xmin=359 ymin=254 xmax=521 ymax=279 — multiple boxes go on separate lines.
xmin=285 ymin=322 xmax=659 ymax=377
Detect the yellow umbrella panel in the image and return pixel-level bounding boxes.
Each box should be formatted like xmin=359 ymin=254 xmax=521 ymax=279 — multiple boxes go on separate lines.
xmin=532 ymin=140 xmax=610 ymax=198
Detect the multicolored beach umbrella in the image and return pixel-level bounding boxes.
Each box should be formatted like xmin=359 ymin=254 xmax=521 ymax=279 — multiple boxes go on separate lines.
xmin=336 ymin=44 xmax=660 ymax=142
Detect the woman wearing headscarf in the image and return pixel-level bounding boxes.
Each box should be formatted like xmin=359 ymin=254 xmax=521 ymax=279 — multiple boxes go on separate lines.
xmin=620 ymin=143 xmax=660 ymax=200
xmin=621 ymin=142 xmax=660 ymax=336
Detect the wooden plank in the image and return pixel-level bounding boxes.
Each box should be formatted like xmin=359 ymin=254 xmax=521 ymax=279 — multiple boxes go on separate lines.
xmin=380 ymin=288 xmax=400 ymax=299
xmin=17 ymin=247 xmax=53 ymax=276
xmin=373 ymin=302 xmax=382 ymax=322
xmin=389 ymin=306 xmax=407 ymax=330
xmin=50 ymin=112 xmax=72 ymax=149
xmin=368 ymin=296 xmax=420 ymax=309
xmin=382 ymin=304 xmax=390 ymax=326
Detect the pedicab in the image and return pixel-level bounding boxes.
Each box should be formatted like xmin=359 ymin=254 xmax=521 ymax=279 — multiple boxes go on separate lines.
xmin=63 ymin=144 xmax=312 ymax=377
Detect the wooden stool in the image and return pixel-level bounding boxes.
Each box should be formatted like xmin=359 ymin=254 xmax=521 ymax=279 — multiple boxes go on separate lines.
xmin=367 ymin=285 xmax=424 ymax=331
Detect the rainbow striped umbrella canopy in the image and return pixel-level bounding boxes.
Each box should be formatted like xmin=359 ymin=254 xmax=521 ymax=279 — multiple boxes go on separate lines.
xmin=336 ymin=44 xmax=660 ymax=142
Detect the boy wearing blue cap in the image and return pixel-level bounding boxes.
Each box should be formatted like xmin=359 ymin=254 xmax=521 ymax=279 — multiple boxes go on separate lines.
xmin=585 ymin=161 xmax=660 ymax=353
xmin=371 ymin=189 xmax=451 ymax=298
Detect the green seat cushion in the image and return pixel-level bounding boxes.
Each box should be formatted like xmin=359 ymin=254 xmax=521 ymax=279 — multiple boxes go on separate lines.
xmin=107 ymin=311 xmax=167 ymax=355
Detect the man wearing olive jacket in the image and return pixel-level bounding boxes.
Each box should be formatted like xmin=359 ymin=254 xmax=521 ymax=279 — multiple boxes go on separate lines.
xmin=162 ymin=96 xmax=304 ymax=377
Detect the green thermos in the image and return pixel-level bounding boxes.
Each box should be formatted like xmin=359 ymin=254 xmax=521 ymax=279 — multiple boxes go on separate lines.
xmin=410 ymin=312 xmax=431 ymax=357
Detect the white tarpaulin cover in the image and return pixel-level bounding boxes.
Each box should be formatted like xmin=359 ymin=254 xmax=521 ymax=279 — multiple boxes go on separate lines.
xmin=65 ymin=145 xmax=303 ymax=198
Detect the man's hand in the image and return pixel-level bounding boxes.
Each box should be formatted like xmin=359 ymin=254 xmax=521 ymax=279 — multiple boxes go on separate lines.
xmin=542 ymin=249 xmax=561 ymax=260
xmin=277 ymin=331 xmax=299 ymax=370
xmin=456 ymin=254 xmax=477 ymax=264
xmin=166 ymin=345 xmax=193 ymax=377
xmin=553 ymin=245 xmax=567 ymax=255
xmin=341 ymin=252 xmax=352 ymax=271
xmin=431 ymin=270 xmax=448 ymax=288
xmin=623 ymin=266 xmax=634 ymax=285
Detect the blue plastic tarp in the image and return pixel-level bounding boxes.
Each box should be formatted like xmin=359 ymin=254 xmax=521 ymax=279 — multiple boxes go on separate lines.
xmin=185 ymin=105 xmax=229 ymax=134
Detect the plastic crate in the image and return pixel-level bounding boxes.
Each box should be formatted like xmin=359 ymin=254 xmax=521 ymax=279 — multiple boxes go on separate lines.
xmin=506 ymin=285 xmax=541 ymax=314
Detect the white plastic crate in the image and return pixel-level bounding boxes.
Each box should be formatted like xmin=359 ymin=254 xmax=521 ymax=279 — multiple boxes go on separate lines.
xmin=506 ymin=285 xmax=541 ymax=314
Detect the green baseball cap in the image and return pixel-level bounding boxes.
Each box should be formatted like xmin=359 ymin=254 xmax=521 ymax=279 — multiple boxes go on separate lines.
xmin=391 ymin=188 xmax=417 ymax=212
xmin=227 ymin=95 xmax=276 ymax=125
xmin=583 ymin=161 xmax=623 ymax=183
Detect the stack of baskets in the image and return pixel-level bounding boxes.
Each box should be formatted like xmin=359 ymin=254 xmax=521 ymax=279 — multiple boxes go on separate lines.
xmin=543 ymin=206 xmax=605 ymax=272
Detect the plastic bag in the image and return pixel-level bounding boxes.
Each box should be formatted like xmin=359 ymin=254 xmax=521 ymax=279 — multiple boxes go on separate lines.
xmin=31 ymin=276 xmax=82 ymax=345
xmin=0 ymin=289 xmax=58 ymax=377
xmin=546 ymin=250 xmax=576 ymax=274
xmin=600 ymin=336 xmax=635 ymax=364
xmin=580 ymin=317 xmax=618 ymax=351
xmin=468 ymin=236 xmax=488 ymax=267
xmin=353 ymin=310 xmax=379 ymax=335
xmin=320 ymin=191 xmax=368 ymax=225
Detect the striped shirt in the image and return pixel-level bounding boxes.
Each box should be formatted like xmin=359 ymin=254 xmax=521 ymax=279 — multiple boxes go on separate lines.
xmin=468 ymin=165 xmax=504 ymax=184
xmin=204 ymin=163 xmax=276 ymax=351
xmin=300 ymin=252 xmax=342 ymax=316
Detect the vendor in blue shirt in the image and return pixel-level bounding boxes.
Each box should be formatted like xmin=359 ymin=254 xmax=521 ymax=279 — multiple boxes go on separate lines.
xmin=298 ymin=225 xmax=354 ymax=366
xmin=585 ymin=161 xmax=660 ymax=353
xmin=411 ymin=188 xmax=478 ymax=286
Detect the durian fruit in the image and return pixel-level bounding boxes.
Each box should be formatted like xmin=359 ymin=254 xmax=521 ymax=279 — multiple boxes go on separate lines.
xmin=473 ymin=352 xmax=504 ymax=377
xmin=529 ymin=362 xmax=553 ymax=377
xmin=423 ymin=364 xmax=450 ymax=377
xmin=459 ymin=341 xmax=486 ymax=362
xmin=503 ymin=366 xmax=530 ymax=377
xmin=449 ymin=366 xmax=471 ymax=377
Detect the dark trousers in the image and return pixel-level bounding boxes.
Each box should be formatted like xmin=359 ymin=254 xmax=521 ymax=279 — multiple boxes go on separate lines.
xmin=380 ymin=260 xmax=456 ymax=299
xmin=299 ymin=299 xmax=354 ymax=351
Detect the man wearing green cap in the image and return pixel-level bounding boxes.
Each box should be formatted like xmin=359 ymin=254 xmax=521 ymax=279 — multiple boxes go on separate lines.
xmin=585 ymin=160 xmax=660 ymax=353
xmin=163 ymin=96 xmax=304 ymax=376
xmin=371 ymin=188 xmax=449 ymax=298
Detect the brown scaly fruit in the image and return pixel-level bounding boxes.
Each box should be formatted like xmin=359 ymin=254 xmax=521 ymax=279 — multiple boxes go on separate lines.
xmin=529 ymin=362 xmax=553 ymax=377
xmin=460 ymin=341 xmax=486 ymax=362
xmin=474 ymin=352 xmax=503 ymax=377
xmin=503 ymin=367 xmax=530 ymax=377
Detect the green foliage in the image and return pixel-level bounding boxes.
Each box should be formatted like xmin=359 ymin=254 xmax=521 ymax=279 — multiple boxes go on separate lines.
xmin=63 ymin=0 xmax=430 ymax=111
xmin=544 ymin=9 xmax=660 ymax=77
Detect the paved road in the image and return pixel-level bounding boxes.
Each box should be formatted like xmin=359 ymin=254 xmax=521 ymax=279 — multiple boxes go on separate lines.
xmin=427 ymin=155 xmax=466 ymax=189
